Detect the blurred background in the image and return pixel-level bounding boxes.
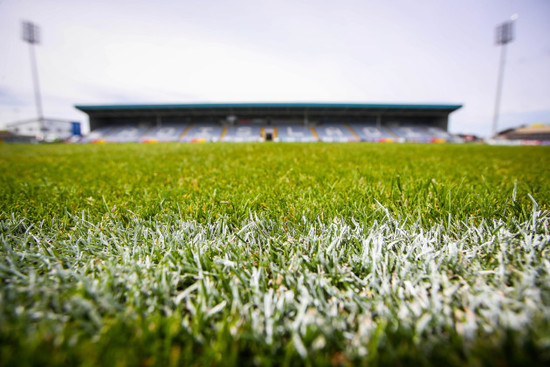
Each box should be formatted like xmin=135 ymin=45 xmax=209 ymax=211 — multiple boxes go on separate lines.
xmin=0 ymin=0 xmax=549 ymax=137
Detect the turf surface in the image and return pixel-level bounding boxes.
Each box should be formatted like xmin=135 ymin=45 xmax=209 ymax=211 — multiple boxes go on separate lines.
xmin=0 ymin=143 xmax=549 ymax=366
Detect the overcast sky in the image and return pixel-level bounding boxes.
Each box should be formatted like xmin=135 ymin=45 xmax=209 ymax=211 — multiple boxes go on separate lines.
xmin=1 ymin=0 xmax=549 ymax=136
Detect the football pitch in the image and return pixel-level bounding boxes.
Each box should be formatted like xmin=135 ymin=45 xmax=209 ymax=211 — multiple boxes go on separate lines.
xmin=1 ymin=143 xmax=549 ymax=366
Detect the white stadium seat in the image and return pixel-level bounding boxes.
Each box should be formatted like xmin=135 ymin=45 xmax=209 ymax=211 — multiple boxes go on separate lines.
xmin=315 ymin=124 xmax=358 ymax=142
xmin=387 ymin=125 xmax=433 ymax=142
xmin=140 ymin=124 xmax=189 ymax=142
xmin=101 ymin=126 xmax=150 ymax=143
xmin=80 ymin=126 xmax=114 ymax=142
xmin=425 ymin=126 xmax=452 ymax=139
xmin=348 ymin=123 xmax=397 ymax=142
xmin=222 ymin=125 xmax=263 ymax=142
xmin=181 ymin=124 xmax=225 ymax=142
xmin=276 ymin=124 xmax=317 ymax=142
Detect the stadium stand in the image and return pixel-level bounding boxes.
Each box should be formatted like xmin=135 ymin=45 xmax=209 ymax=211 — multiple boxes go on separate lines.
xmin=180 ymin=124 xmax=224 ymax=142
xmin=315 ymin=124 xmax=358 ymax=142
xmin=75 ymin=103 xmax=463 ymax=144
xmin=139 ymin=124 xmax=189 ymax=142
xmin=222 ymin=125 xmax=263 ymax=142
xmin=387 ymin=125 xmax=434 ymax=142
xmin=489 ymin=124 xmax=550 ymax=145
xmin=79 ymin=126 xmax=115 ymax=143
xmin=100 ymin=126 xmax=150 ymax=143
xmin=496 ymin=124 xmax=550 ymax=141
xmin=424 ymin=126 xmax=453 ymax=140
xmin=348 ymin=123 xmax=396 ymax=142
xmin=276 ymin=124 xmax=318 ymax=142
xmin=385 ymin=125 xmax=455 ymax=142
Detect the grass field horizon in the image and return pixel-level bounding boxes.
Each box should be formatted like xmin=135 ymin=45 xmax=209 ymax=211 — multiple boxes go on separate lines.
xmin=1 ymin=143 xmax=549 ymax=366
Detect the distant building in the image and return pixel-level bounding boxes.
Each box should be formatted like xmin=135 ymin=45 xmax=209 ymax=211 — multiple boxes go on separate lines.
xmin=457 ymin=133 xmax=482 ymax=143
xmin=487 ymin=124 xmax=550 ymax=145
xmin=495 ymin=124 xmax=550 ymax=142
xmin=6 ymin=118 xmax=81 ymax=142
xmin=0 ymin=130 xmax=36 ymax=144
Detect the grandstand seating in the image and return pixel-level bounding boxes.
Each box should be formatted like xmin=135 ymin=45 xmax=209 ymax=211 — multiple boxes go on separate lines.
xmin=81 ymin=122 xmax=455 ymax=144
xmin=140 ymin=124 xmax=189 ymax=142
xmin=98 ymin=126 xmax=149 ymax=143
xmin=387 ymin=125 xmax=454 ymax=142
xmin=222 ymin=125 xmax=263 ymax=142
xmin=386 ymin=125 xmax=433 ymax=142
xmin=347 ymin=124 xmax=396 ymax=142
xmin=180 ymin=124 xmax=225 ymax=142
xmin=276 ymin=124 xmax=318 ymax=142
xmin=315 ymin=124 xmax=358 ymax=142
xmin=79 ymin=126 xmax=114 ymax=143
xmin=424 ymin=126 xmax=453 ymax=140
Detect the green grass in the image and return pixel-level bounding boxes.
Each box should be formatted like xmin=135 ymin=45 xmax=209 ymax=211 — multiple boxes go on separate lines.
xmin=1 ymin=143 xmax=548 ymax=224
xmin=1 ymin=143 xmax=549 ymax=366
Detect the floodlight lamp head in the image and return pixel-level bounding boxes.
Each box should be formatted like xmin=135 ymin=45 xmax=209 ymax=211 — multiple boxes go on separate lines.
xmin=495 ymin=21 xmax=513 ymax=45
xmin=22 ymin=21 xmax=40 ymax=45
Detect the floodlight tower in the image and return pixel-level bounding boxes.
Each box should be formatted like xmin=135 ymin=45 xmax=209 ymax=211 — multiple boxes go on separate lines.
xmin=492 ymin=15 xmax=517 ymax=137
xmin=22 ymin=21 xmax=44 ymax=137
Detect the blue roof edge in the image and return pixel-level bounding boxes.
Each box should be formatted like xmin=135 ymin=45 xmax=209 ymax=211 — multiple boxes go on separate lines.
xmin=75 ymin=102 xmax=463 ymax=111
